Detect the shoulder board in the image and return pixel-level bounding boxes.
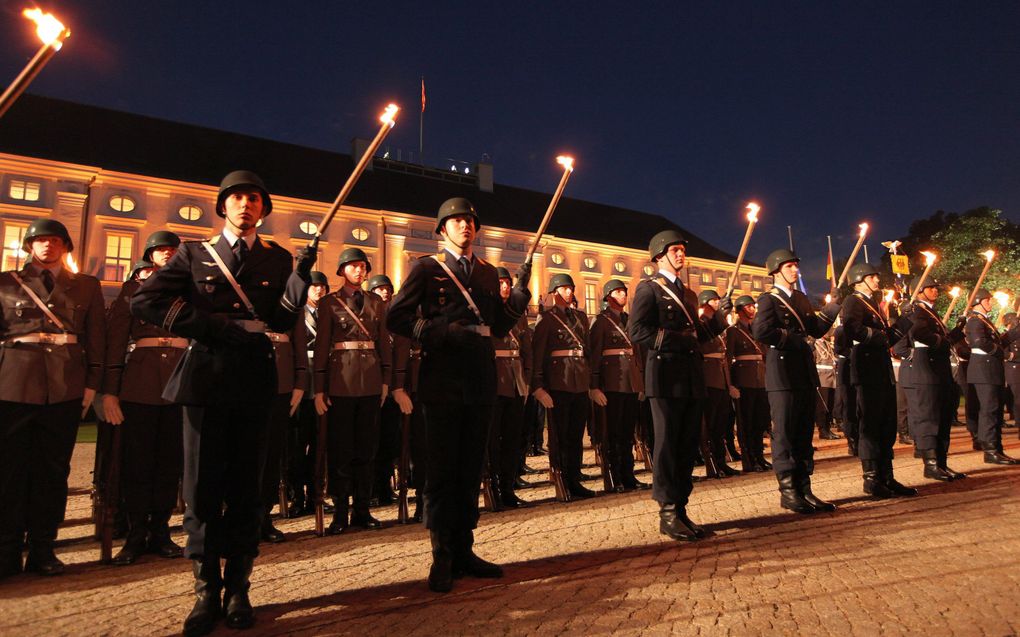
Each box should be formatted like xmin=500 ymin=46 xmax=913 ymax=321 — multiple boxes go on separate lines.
xmin=475 ymin=256 xmax=488 ymax=266
xmin=259 ymin=237 xmax=277 ymax=249
xmin=433 ymin=252 xmax=447 ymax=263
xmin=207 ymin=235 xmax=220 ymax=245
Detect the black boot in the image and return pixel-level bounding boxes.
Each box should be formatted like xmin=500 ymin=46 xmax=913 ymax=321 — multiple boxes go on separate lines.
xmin=862 ymin=460 xmax=893 ymax=498
xmin=223 ymin=556 xmax=255 ymax=629
xmin=112 ymin=513 xmax=149 ymax=565
xmin=777 ymin=472 xmax=815 ymax=514
xmin=658 ymin=504 xmax=706 ymax=541
xmin=847 ymin=438 xmax=859 ymax=457
xmin=183 ymin=558 xmax=221 ymax=637
xmin=897 ymin=432 xmax=914 ymax=445
xmin=499 ymin=479 xmax=529 ymax=508
xmin=326 ymin=498 xmax=349 ymax=535
xmin=937 ymin=446 xmax=966 ymax=480
xmin=882 ymin=460 xmax=917 ymax=496
xmin=350 ymin=507 xmax=383 ymax=529
xmin=24 ymin=540 xmax=64 ymax=576
xmin=566 ymin=479 xmax=596 ymax=499
xmin=148 ymin=510 xmax=183 ymax=557
xmin=818 ymin=422 xmax=841 ymax=440
xmin=452 ymin=529 xmax=503 ymax=578
xmin=983 ymin=446 xmax=1020 ymax=465
xmin=725 ymin=437 xmax=741 ymax=462
xmin=797 ymin=472 xmax=836 ymax=512
xmin=921 ymin=449 xmax=953 ymax=481
xmin=427 ymin=530 xmax=453 ymax=593
xmin=260 ymin=513 xmax=286 ymax=544
xmin=411 ymin=494 xmax=423 ymax=523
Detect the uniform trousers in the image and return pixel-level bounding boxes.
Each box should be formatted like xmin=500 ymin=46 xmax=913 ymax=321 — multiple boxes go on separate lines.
xmin=702 ymin=387 xmax=732 ymax=465
xmin=856 ymin=382 xmax=897 ymax=461
xmin=736 ymin=387 xmax=769 ymax=462
xmin=971 ymin=383 xmax=1005 ymax=449
xmin=421 ymin=401 xmax=492 ymax=530
xmin=648 ymin=396 xmax=701 ymax=507
xmin=815 ymin=387 xmax=835 ymax=429
xmin=181 ymin=397 xmax=272 ymax=560
xmin=488 ymin=395 xmax=525 ymax=490
xmin=120 ymin=402 xmax=183 ymax=514
xmin=896 ymin=383 xmax=910 ymax=437
xmin=547 ymin=390 xmax=589 ymax=480
xmin=374 ymin=396 xmax=402 ymax=498
xmin=837 ymin=383 xmax=859 ymax=442
xmin=325 ymin=395 xmax=380 ymax=512
xmin=604 ymin=391 xmax=639 ymax=482
xmin=288 ymin=399 xmax=318 ymax=503
xmin=904 ymin=383 xmax=955 ymax=452
xmin=768 ymin=388 xmax=816 ymax=475
xmin=260 ymin=394 xmax=291 ymax=512
xmin=0 ymin=400 xmax=79 ymax=545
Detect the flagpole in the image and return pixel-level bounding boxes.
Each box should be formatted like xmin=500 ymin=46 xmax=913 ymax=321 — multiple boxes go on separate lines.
xmin=418 ymin=76 xmax=424 ymax=162
xmin=863 ymin=244 xmax=869 ymax=264
xmin=826 ymin=235 xmax=835 ymax=286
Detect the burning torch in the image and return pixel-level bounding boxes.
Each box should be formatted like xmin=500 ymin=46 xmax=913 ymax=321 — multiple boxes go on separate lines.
xmin=941 ymin=287 xmax=961 ymax=324
xmin=725 ymin=202 xmax=759 ymax=296
xmin=524 ymin=156 xmax=575 ymax=264
xmin=963 ymin=250 xmax=996 ymax=311
xmin=836 ymin=223 xmax=869 ymax=288
xmin=0 ymin=9 xmax=71 ymax=119
xmin=907 ymin=251 xmax=937 ymax=304
xmin=994 ymin=291 xmax=1011 ymax=328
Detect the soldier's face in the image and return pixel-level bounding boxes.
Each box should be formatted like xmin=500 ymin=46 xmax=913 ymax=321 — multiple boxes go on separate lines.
xmin=609 ymin=288 xmax=628 ymax=307
xmin=29 ymin=235 xmax=67 ymax=265
xmin=373 ymin=285 xmax=393 ymax=302
xmin=739 ymin=305 xmax=757 ymax=320
xmin=556 ymin=285 xmax=575 ymax=304
xmin=920 ymin=287 xmax=939 ymax=303
xmin=980 ymin=298 xmax=993 ymax=312
xmin=342 ymin=261 xmax=368 ymax=286
xmin=658 ymin=243 xmax=685 ymax=272
xmin=150 ymin=246 xmax=177 ymax=267
xmin=778 ymin=262 xmax=799 ymax=284
xmin=222 ymin=188 xmax=265 ymax=233
xmin=308 ymin=284 xmax=328 ymax=303
xmin=499 ymin=278 xmax=512 ymax=300
xmin=706 ymin=299 xmax=720 ymax=311
xmin=862 ymin=274 xmax=880 ymax=292
xmin=441 ymin=215 xmax=476 ymax=250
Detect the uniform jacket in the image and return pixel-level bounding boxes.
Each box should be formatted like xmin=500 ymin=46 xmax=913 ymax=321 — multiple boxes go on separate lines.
xmin=839 ymin=291 xmax=897 ymax=386
xmin=0 ymin=264 xmax=105 ymax=404
xmin=313 ymin=287 xmax=391 ymax=397
xmin=751 ymin=286 xmax=838 ymax=391
xmin=628 ymin=275 xmax=727 ymax=399
xmin=965 ymin=311 xmax=1005 ymax=385
xmin=700 ymin=313 xmax=729 ymax=390
xmin=725 ymin=320 xmax=766 ymax=389
xmin=899 ymin=301 xmax=959 ymax=387
xmin=532 ymin=304 xmax=591 ymax=394
xmin=834 ymin=325 xmax=852 ymax=388
xmin=386 ymin=251 xmax=524 ymax=405
xmin=131 ymin=234 xmax=307 ymax=405
xmin=812 ymin=335 xmax=837 ymax=389
xmin=271 ymin=315 xmax=309 ymax=395
xmin=1004 ymin=324 xmax=1020 ymax=385
xmin=392 ymin=332 xmax=423 ymax=394
xmin=588 ymin=309 xmax=643 ymax=394
xmin=103 ymin=278 xmax=184 ymax=405
xmin=493 ymin=315 xmax=532 ymax=398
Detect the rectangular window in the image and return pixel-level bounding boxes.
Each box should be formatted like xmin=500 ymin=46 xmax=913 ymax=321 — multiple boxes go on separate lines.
xmin=584 ymin=282 xmax=598 ymax=316
xmin=701 ymin=271 xmax=713 ymax=284
xmin=104 ymin=233 xmax=134 ymax=282
xmin=1 ymin=222 xmax=29 ymax=271
xmin=8 ymin=179 xmax=41 ymax=202
xmin=753 ymin=277 xmax=763 ymax=290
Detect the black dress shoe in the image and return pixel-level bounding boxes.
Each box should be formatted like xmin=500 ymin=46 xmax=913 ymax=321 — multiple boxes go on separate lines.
xmin=659 ymin=506 xmax=702 ymax=541
xmin=513 ymin=477 xmax=529 ymax=489
xmin=797 ymin=473 xmax=836 ymax=512
xmin=112 ymin=537 xmax=147 ymax=565
xmin=350 ymin=513 xmax=383 ymax=530
xmin=884 ymin=477 xmax=918 ymax=497
xmin=717 ymin=463 xmax=740 ymax=477
xmin=520 ymin=463 xmax=542 ymax=475
xmin=326 ymin=511 xmax=349 ymax=536
xmin=984 ymin=450 xmax=1020 ymax=465
xmin=223 ymin=556 xmax=255 ymax=630
xmin=971 ymin=439 xmax=982 ymax=451
xmin=500 ymin=493 xmax=530 ymax=508
xmin=921 ymin=450 xmax=953 ymax=481
xmin=567 ymin=483 xmax=597 ymax=499
xmin=862 ymin=461 xmax=893 ymax=498
xmin=452 ymin=530 xmax=503 ymax=579
xmin=260 ymin=520 xmax=286 ymax=544
xmin=818 ymin=428 xmax=841 ymax=440
xmin=24 ymin=544 xmax=64 ymax=576
xmin=183 ymin=559 xmax=221 ymax=637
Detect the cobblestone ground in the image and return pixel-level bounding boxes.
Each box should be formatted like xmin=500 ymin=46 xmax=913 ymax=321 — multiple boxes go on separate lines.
xmin=2 ymin=425 xmax=1019 ymax=636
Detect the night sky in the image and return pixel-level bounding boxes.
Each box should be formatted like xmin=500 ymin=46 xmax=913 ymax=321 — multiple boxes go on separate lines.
xmin=2 ymin=1 xmax=1019 ymax=290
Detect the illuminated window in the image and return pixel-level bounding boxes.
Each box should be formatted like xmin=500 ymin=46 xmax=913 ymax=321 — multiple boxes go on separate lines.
xmin=1 ymin=222 xmax=29 ymax=271
xmin=178 ymin=204 xmax=203 ymax=221
xmin=550 ymin=253 xmax=565 ymax=265
xmin=583 ymin=257 xmax=597 ymax=269
xmin=614 ymin=261 xmax=626 ymax=273
xmin=109 ymin=195 xmax=136 ymax=213
xmin=642 ymin=265 xmax=654 ymax=276
xmin=584 ymin=282 xmax=598 ymax=316
xmin=9 ymin=179 xmax=41 ymax=202
xmin=299 ymin=221 xmax=318 ymax=236
xmin=351 ymin=226 xmax=369 ymax=241
xmin=701 ymin=271 xmax=713 ymax=284
xmin=104 ymin=233 xmax=134 ymax=281
xmin=753 ymin=277 xmax=763 ymax=290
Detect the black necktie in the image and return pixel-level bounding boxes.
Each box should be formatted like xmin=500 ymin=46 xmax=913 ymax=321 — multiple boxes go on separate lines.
xmin=233 ymin=239 xmax=249 ymax=270
xmin=41 ymin=270 xmax=55 ymax=294
xmin=352 ymin=290 xmax=364 ymax=313
xmin=458 ymin=256 xmax=471 ymax=281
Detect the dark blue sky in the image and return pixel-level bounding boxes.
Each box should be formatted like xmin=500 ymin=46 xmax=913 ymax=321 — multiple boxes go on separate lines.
xmin=3 ymin=1 xmax=1019 ymax=289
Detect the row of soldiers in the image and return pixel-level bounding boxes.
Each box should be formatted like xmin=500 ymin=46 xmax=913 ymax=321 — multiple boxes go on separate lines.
xmin=2 ymin=171 xmax=1018 ymax=635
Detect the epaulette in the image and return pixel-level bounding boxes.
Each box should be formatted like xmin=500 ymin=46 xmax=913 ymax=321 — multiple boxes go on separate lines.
xmin=259 ymin=237 xmax=276 ymax=249
xmin=207 ymin=235 xmax=220 ymax=245
xmin=476 ymin=256 xmax=488 ymax=266
xmin=434 ymin=252 xmax=447 ymax=263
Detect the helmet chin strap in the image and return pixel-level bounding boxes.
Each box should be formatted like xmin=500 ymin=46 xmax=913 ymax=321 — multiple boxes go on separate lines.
xmin=779 ymin=270 xmax=798 ymax=287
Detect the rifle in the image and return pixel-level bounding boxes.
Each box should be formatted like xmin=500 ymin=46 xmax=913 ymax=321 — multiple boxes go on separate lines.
xmin=99 ymin=425 xmax=122 ymax=563
xmin=277 ymin=449 xmax=290 ymax=520
xmin=91 ymin=420 xmax=111 ymax=536
xmin=396 ymin=412 xmax=411 ymax=524
xmin=480 ymin=462 xmax=498 ymax=512
xmin=313 ymin=412 xmax=328 ymax=537
xmin=593 ymin=401 xmax=615 ymax=493
xmin=546 ymin=407 xmax=570 ymax=502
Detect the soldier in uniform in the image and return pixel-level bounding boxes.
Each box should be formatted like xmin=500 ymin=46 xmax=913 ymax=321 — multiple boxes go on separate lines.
xmin=899 ymin=276 xmax=967 ymax=480
xmin=726 ymin=295 xmax=771 ymax=472
xmin=813 ymin=330 xmax=841 ymax=440
xmin=532 ymin=273 xmax=596 ymax=500
xmin=751 ymin=249 xmax=840 ymax=513
xmin=839 ymin=263 xmax=916 ymax=498
xmin=834 ymin=323 xmax=859 ymax=455
xmin=391 ymin=328 xmax=425 ymax=521
xmin=628 ymin=230 xmax=729 ymax=541
xmin=1004 ymin=313 xmax=1020 ymax=437
xmin=368 ymin=274 xmax=400 ymax=507
xmin=486 ymin=267 xmax=533 ymax=508
xmin=697 ymin=289 xmax=739 ymax=478
xmin=0 ymin=219 xmax=105 ymax=578
xmin=964 ymin=289 xmax=1020 ymax=464
xmin=313 ymin=249 xmax=391 ymax=533
xmin=132 ymin=170 xmax=315 ymax=635
xmin=588 ymin=279 xmax=648 ymax=491
xmin=288 ymin=271 xmax=329 ymax=517
xmin=386 ymin=197 xmax=530 ymax=593
xmin=102 ymin=230 xmax=187 ymax=565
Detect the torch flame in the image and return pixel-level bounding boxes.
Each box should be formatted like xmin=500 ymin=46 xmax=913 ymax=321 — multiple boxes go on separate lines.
xmin=884 ymin=290 xmax=895 ymax=303
xmin=64 ymin=253 xmax=78 ymax=273
xmin=920 ymin=250 xmax=937 ymax=266
xmin=949 ymin=286 xmax=960 ymax=298
xmin=824 ymin=293 xmax=832 ymax=304
xmin=23 ymin=8 xmax=68 ymax=49
xmin=858 ymin=223 xmax=869 ymax=237
xmin=745 ymin=202 xmax=760 ymax=223
xmin=994 ymin=291 xmax=1010 ymax=308
xmin=983 ymin=249 xmax=995 ymax=261
xmin=379 ymin=104 xmax=399 ymax=127
xmin=556 ymin=155 xmax=574 ymax=172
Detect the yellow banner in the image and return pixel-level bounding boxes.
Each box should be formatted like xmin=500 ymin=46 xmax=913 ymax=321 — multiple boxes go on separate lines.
xmin=891 ymin=254 xmax=910 ymax=275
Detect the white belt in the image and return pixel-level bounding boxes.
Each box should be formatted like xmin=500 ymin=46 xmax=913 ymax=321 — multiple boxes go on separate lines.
xmin=972 ymin=348 xmax=991 ymax=356
xmin=602 ymin=348 xmax=631 ymax=356
xmin=4 ymin=332 xmax=77 ymax=345
xmin=913 ymin=341 xmax=929 ymax=349
xmin=550 ymin=349 xmax=585 ymax=358
xmin=703 ymin=353 xmax=725 ymax=359
xmin=334 ymin=341 xmax=375 ymax=351
xmin=734 ymin=354 xmax=762 ymax=361
xmin=817 ymin=364 xmax=834 ymax=370
xmin=837 ymin=355 xmax=847 ymax=359
xmin=463 ymin=325 xmax=491 ymax=337
xmin=234 ymin=319 xmax=267 ymax=333
xmin=494 ymin=350 xmax=520 ymax=358
xmin=132 ymin=337 xmax=189 ymax=349
xmin=266 ymin=332 xmax=290 ymax=343
xmin=853 ymin=340 xmax=861 ymax=346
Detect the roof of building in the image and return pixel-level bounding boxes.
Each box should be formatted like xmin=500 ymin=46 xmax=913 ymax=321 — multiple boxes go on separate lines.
xmin=0 ymin=94 xmax=744 ymax=263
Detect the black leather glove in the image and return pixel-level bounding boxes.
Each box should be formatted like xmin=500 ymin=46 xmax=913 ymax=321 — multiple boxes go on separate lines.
xmin=955 ymin=317 xmax=966 ymax=332
xmin=216 ymin=321 xmax=253 ymax=348
xmin=295 ymin=245 xmax=318 ymax=279
xmin=719 ymin=293 xmax=733 ymax=313
xmin=516 ymin=260 xmax=533 ymax=289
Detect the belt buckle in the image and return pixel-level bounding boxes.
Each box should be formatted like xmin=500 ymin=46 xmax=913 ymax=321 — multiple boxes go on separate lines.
xmin=158 ymin=337 xmax=172 ymax=347
xmin=573 ymin=348 xmax=583 ymax=357
xmin=40 ymin=333 xmax=55 ymax=344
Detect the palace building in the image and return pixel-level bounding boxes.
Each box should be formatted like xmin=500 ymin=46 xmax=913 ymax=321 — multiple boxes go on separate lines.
xmin=0 ymin=95 xmax=768 ymax=310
